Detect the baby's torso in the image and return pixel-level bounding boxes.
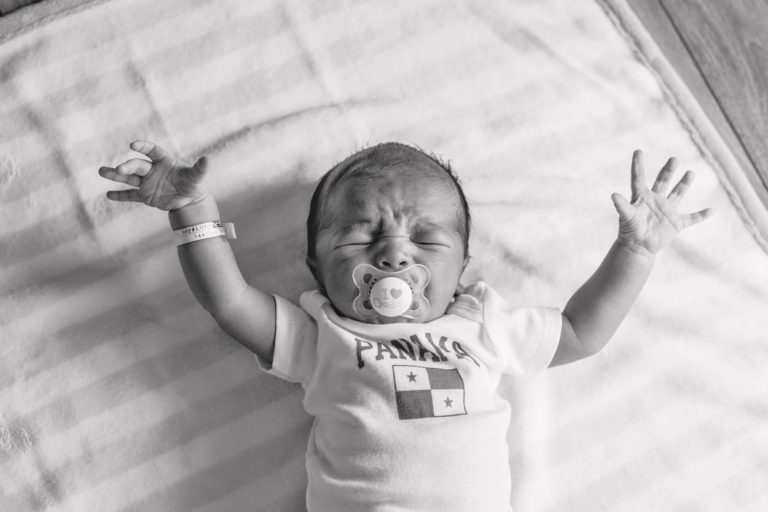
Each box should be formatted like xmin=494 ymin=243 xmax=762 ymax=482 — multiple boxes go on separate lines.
xmin=301 ymin=299 xmax=516 ymax=512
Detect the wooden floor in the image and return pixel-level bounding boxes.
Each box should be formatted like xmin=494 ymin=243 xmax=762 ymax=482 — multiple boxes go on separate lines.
xmin=628 ymin=0 xmax=768 ymax=210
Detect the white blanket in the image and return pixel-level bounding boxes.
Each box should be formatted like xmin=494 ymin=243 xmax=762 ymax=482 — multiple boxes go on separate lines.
xmin=2 ymin=0 xmax=767 ymax=510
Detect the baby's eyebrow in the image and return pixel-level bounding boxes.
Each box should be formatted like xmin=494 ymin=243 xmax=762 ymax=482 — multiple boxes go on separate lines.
xmin=412 ymin=220 xmax=454 ymax=234
xmin=338 ymin=221 xmax=373 ymax=235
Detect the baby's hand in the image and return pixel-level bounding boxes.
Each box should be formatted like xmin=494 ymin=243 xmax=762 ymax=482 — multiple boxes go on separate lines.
xmin=611 ymin=150 xmax=712 ymax=255
xmin=99 ymin=140 xmax=208 ymax=211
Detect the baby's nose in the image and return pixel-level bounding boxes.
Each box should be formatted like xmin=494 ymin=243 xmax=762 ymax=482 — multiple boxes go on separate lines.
xmin=375 ymin=239 xmax=411 ymax=270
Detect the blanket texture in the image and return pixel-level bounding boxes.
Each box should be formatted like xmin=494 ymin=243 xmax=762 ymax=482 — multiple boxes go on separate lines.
xmin=2 ymin=0 xmax=767 ymax=511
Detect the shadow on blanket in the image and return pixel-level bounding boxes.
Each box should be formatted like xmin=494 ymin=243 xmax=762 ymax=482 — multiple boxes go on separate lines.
xmin=3 ymin=176 xmax=321 ymax=511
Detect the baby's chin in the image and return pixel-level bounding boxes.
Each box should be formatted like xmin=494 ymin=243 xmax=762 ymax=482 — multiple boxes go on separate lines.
xmin=332 ymin=303 xmax=447 ymax=324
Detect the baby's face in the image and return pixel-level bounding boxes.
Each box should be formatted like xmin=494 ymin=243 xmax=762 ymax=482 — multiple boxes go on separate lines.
xmin=313 ymin=163 xmax=468 ymax=323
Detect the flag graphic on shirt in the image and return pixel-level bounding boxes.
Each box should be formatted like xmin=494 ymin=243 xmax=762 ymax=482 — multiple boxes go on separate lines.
xmin=392 ymin=365 xmax=467 ymax=420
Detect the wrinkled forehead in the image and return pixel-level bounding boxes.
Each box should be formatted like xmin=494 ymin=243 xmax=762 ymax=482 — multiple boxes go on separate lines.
xmin=322 ymin=162 xmax=462 ymax=229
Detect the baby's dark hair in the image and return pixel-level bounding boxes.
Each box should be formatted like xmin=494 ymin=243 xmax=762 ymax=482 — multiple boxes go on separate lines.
xmin=306 ymin=142 xmax=471 ymax=270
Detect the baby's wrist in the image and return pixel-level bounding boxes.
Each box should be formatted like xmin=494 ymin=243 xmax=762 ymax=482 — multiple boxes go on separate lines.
xmin=168 ymin=194 xmax=219 ymax=230
xmin=615 ymin=237 xmax=656 ymax=262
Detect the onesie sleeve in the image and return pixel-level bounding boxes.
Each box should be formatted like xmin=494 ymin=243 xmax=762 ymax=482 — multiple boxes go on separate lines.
xmin=476 ymin=283 xmax=562 ymax=376
xmin=254 ymin=294 xmax=318 ymax=386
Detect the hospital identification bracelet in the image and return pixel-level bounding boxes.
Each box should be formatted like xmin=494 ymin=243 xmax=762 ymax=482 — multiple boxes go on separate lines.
xmin=174 ymin=221 xmax=237 ymax=246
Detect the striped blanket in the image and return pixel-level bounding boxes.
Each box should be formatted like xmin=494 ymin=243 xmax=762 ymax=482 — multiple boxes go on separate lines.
xmin=2 ymin=0 xmax=767 ymax=510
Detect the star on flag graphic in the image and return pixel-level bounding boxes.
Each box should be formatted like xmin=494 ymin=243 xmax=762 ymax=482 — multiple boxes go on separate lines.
xmin=392 ymin=365 xmax=467 ymax=420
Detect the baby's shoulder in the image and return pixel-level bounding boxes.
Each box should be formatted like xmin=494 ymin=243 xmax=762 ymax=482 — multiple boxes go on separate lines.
xmin=445 ymin=282 xmax=489 ymax=323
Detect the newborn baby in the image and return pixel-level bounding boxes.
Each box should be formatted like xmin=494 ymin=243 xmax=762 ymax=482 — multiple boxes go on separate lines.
xmin=100 ymin=140 xmax=710 ymax=511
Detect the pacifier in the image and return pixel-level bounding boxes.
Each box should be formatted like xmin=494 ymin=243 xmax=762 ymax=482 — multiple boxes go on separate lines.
xmin=352 ymin=264 xmax=431 ymax=320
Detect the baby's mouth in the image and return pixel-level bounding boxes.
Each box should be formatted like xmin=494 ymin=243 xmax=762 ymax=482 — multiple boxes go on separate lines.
xmin=351 ymin=264 xmax=431 ymax=321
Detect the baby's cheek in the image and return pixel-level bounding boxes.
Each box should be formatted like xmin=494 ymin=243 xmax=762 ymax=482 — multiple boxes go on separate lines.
xmin=325 ymin=266 xmax=357 ymax=304
xmin=426 ymin=265 xmax=463 ymax=312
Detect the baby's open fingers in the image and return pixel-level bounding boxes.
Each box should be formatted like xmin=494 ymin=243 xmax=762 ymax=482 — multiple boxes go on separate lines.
xmin=611 ymin=192 xmax=636 ymax=222
xmin=682 ymin=207 xmax=713 ymax=229
xmin=116 ymin=157 xmax=152 ymax=177
xmin=651 ymin=157 xmax=677 ymax=195
xmin=630 ymin=150 xmax=648 ymax=202
xmin=105 ymin=189 xmax=142 ymax=203
xmin=130 ymin=140 xmax=173 ymax=164
xmin=666 ymin=169 xmax=695 ymax=205
xmin=98 ymin=166 xmax=141 ymax=187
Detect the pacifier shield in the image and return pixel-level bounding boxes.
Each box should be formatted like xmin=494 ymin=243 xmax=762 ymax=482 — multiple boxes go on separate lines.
xmin=352 ymin=264 xmax=431 ymax=321
xmin=370 ymin=277 xmax=413 ymax=317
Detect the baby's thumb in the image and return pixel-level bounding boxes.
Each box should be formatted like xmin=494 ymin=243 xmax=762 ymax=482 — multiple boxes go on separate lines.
xmin=186 ymin=156 xmax=209 ymax=183
xmin=611 ymin=192 xmax=634 ymax=220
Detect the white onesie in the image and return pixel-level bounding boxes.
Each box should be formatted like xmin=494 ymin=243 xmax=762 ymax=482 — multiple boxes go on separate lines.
xmin=257 ymin=281 xmax=561 ymax=512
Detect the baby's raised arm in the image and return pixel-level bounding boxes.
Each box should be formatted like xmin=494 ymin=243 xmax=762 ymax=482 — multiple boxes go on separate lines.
xmin=550 ymin=150 xmax=711 ymax=366
xmin=99 ymin=141 xmax=276 ymax=361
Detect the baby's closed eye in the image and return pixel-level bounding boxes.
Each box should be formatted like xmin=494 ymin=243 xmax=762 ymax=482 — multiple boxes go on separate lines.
xmin=411 ymin=231 xmax=451 ymax=247
xmin=335 ymin=239 xmax=372 ymax=249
